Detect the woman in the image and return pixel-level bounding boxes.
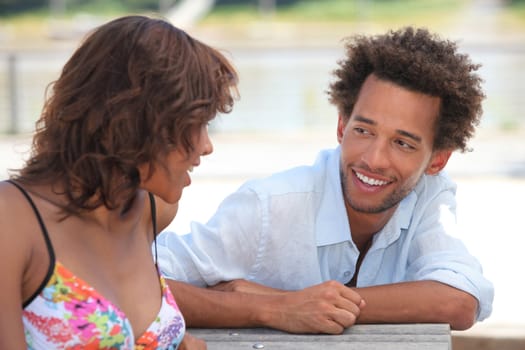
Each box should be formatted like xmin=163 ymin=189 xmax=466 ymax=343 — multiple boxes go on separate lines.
xmin=0 ymin=15 xmax=238 ymax=349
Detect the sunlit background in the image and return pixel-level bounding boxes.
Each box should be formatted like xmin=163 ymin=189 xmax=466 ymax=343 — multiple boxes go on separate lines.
xmin=1 ymin=0 xmax=524 ymax=346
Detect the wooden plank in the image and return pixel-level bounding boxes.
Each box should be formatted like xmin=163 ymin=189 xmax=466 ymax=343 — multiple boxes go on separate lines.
xmin=190 ymin=323 xmax=451 ymax=339
xmin=192 ymin=341 xmax=449 ymax=350
xmin=189 ymin=324 xmax=451 ymax=350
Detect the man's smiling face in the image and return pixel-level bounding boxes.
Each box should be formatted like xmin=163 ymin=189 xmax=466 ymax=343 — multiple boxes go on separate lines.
xmin=338 ymin=74 xmax=450 ymax=215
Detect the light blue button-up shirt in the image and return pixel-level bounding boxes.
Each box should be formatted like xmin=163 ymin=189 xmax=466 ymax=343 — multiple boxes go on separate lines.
xmin=157 ymin=147 xmax=494 ymax=321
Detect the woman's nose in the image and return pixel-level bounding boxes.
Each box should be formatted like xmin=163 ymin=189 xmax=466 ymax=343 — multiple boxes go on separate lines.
xmin=201 ymin=128 xmax=213 ymax=156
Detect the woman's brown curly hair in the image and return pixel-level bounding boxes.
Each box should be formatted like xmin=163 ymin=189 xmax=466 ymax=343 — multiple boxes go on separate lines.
xmin=328 ymin=26 xmax=484 ymax=152
xmin=12 ymin=15 xmax=238 ymax=214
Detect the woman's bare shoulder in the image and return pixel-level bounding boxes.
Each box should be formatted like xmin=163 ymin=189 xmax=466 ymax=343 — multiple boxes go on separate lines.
xmin=0 ymin=180 xmax=40 ymax=252
xmin=0 ymin=180 xmax=36 ymax=288
xmin=0 ymin=180 xmax=29 ymax=218
xmin=0 ymin=181 xmax=30 ymax=350
xmin=0 ymin=181 xmax=35 ymax=240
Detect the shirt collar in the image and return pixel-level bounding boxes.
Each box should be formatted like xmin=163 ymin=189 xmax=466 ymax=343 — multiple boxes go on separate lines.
xmin=315 ymin=146 xmax=352 ymax=247
xmin=372 ymin=191 xmax=417 ymax=248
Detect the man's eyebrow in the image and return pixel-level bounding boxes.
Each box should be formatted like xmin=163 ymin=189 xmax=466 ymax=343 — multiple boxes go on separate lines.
xmin=353 ymin=115 xmax=375 ymax=125
xmin=396 ymin=129 xmax=422 ymax=143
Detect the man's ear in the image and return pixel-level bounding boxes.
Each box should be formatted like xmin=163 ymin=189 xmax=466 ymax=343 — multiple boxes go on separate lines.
xmin=337 ymin=114 xmax=347 ymax=144
xmin=425 ymin=149 xmax=452 ymax=175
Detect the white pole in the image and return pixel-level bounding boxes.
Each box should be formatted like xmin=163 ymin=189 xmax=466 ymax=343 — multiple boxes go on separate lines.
xmin=259 ymin=0 xmax=276 ymax=17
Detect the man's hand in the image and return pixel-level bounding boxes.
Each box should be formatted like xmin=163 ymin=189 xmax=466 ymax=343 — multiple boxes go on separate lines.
xmin=211 ymin=279 xmax=365 ymax=334
xmin=210 ymin=279 xmax=285 ymax=295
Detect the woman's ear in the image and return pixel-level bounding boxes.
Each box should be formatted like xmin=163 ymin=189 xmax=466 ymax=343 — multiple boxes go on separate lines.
xmin=138 ymin=162 xmax=154 ymax=184
xmin=425 ymin=149 xmax=452 ymax=175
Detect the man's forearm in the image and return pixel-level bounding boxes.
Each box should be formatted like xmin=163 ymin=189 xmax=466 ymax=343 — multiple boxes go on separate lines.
xmin=353 ymin=280 xmax=478 ymax=330
xmin=167 ymin=279 xmax=270 ymax=328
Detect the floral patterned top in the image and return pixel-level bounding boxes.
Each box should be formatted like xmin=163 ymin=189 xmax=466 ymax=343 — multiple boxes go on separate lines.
xmin=8 ymin=180 xmax=186 ymax=349
xmin=23 ymin=263 xmax=185 ymax=350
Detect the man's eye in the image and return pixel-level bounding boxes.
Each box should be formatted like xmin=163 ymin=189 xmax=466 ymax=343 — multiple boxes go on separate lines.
xmin=396 ymin=140 xmax=415 ymax=150
xmin=354 ymin=127 xmax=368 ymax=134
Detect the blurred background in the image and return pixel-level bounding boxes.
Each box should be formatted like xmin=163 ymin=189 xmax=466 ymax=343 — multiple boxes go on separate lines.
xmin=1 ymin=0 xmax=524 ymax=348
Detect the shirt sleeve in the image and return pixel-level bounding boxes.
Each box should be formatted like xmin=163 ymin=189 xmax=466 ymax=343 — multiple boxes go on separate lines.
xmin=406 ymin=186 xmax=494 ymax=321
xmin=156 ymin=187 xmax=265 ymax=287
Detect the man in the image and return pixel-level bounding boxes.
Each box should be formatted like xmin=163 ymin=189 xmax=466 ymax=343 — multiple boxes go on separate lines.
xmin=157 ymin=27 xmax=494 ymax=333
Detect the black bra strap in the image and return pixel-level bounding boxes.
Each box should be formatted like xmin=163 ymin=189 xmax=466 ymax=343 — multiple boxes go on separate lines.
xmin=6 ymin=180 xmax=56 ymax=307
xmin=148 ymin=192 xmax=158 ymax=268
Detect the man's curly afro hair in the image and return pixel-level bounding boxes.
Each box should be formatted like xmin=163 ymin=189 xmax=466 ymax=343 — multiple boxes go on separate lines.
xmin=328 ymin=27 xmax=485 ymax=152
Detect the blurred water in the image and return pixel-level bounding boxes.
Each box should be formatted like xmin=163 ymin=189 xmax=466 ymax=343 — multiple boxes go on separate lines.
xmin=1 ymin=44 xmax=524 ymax=134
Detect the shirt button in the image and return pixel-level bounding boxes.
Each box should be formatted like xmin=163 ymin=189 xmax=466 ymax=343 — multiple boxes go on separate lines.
xmin=344 ymin=271 xmax=351 ymax=277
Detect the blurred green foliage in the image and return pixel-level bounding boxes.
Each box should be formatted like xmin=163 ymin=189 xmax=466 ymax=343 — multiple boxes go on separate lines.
xmin=0 ymin=0 xmax=43 ymax=16
xmin=269 ymin=0 xmax=464 ymax=21
xmin=0 ymin=0 xmax=161 ymax=16
xmin=1 ymin=0 xmax=525 ymax=22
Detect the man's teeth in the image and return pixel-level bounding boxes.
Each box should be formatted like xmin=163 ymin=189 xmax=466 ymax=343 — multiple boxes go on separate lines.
xmin=188 ymin=166 xmax=194 ymax=173
xmin=355 ymin=171 xmax=388 ymax=186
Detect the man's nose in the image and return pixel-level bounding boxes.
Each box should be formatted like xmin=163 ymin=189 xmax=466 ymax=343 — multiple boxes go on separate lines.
xmin=361 ymin=138 xmax=391 ymax=171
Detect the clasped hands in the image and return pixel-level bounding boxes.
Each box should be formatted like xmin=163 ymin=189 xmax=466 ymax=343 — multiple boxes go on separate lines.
xmin=210 ymin=279 xmax=365 ymax=334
